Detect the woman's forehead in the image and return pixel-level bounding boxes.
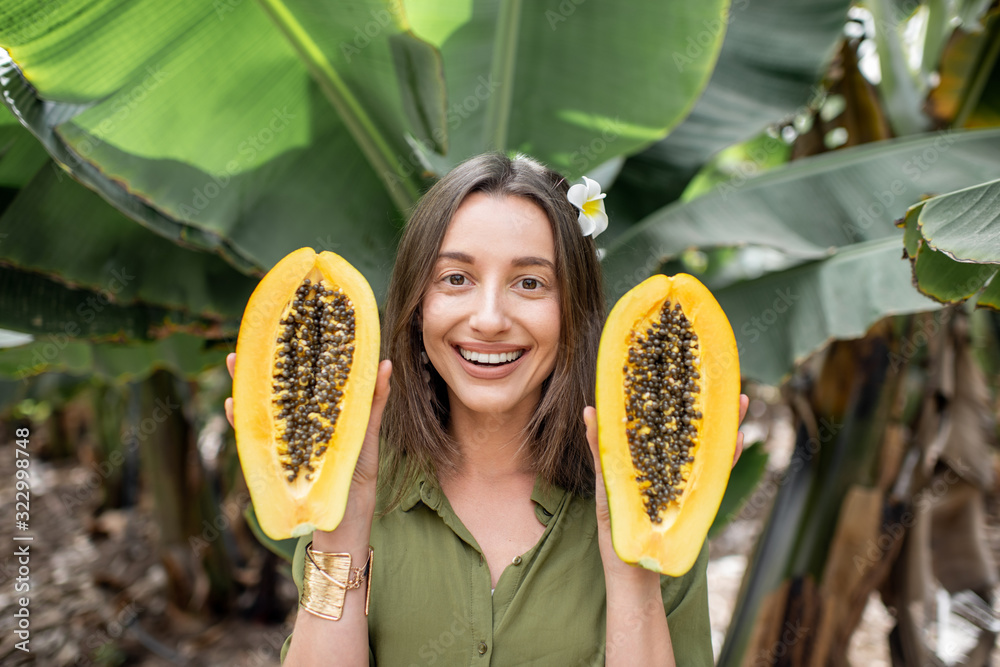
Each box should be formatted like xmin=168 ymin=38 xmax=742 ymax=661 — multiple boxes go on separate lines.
xmin=438 ymin=192 xmax=556 ymax=262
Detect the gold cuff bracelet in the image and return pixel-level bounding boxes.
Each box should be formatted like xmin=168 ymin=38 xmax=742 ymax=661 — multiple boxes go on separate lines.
xmin=300 ymin=543 xmax=373 ymax=621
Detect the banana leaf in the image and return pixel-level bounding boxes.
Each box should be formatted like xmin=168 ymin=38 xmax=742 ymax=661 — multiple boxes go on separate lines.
xmin=0 ymin=160 xmax=258 ymax=323
xmin=607 ymin=0 xmax=852 ymax=226
xmin=900 ymin=177 xmax=1000 ymax=307
xmin=0 ymin=332 xmax=229 ymax=382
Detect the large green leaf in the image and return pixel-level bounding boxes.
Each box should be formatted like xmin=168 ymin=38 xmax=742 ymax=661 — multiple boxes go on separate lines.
xmin=718 ymin=238 xmax=939 ymax=384
xmin=0 ymin=332 xmax=228 ymax=382
xmin=914 ymin=177 xmax=1000 ymax=262
xmin=866 ymin=0 xmax=931 ymax=135
xmin=0 ymin=264 xmax=227 ymax=340
xmin=911 ymin=241 xmax=995 ymax=303
xmin=901 ymin=178 xmax=1000 ymax=306
xmin=0 ymin=99 xmax=256 ymax=339
xmin=252 ymin=0 xmax=441 ymax=208
xmin=0 ymin=109 xmax=48 ymax=188
xmin=608 ymin=0 xmax=851 ymax=224
xmin=0 ymin=159 xmax=258 ymax=321
xmin=603 ymin=129 xmax=1000 ymax=300
xmin=406 ymin=0 xmax=729 ymax=177
xmin=0 ymin=0 xmax=417 ymax=292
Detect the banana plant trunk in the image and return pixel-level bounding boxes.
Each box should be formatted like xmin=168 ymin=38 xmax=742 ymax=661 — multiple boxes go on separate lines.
xmin=721 ymin=312 xmax=999 ymax=666
xmin=719 ymin=320 xmax=906 ymax=665
xmin=133 ymin=369 xmax=235 ymax=613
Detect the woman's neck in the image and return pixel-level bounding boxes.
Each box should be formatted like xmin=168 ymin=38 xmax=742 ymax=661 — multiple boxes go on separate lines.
xmin=445 ymin=403 xmax=535 ymax=482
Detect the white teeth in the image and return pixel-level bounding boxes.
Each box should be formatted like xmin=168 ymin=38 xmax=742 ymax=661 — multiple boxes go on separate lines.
xmin=459 ymin=348 xmax=524 ymax=365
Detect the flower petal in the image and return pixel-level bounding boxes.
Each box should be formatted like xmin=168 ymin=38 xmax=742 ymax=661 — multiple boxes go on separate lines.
xmin=567 ymin=183 xmax=588 ymax=209
xmin=591 ymin=208 xmax=609 ymax=238
xmin=578 ymin=211 xmax=596 ymax=236
xmin=583 ymin=176 xmax=604 ymax=200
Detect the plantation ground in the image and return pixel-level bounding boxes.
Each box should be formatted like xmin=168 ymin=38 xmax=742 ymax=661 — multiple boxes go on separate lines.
xmin=0 ymin=441 xmax=297 ymax=666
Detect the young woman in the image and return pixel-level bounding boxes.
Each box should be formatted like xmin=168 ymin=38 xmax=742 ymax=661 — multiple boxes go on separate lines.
xmin=225 ymin=153 xmax=747 ymax=665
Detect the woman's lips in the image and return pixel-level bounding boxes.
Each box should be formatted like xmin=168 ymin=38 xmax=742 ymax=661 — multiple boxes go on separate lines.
xmin=452 ymin=345 xmax=527 ymax=379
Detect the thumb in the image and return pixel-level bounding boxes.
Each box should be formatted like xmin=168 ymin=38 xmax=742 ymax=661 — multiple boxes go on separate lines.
xmin=583 ymin=406 xmax=601 ymax=478
xmin=354 ymin=360 xmax=392 ymax=485
xmin=364 ymin=360 xmax=393 ymax=443
xmin=584 ymin=406 xmax=611 ymax=528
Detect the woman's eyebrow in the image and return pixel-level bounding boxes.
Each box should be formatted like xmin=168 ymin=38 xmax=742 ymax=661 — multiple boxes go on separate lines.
xmin=436 ymin=252 xmax=554 ymax=272
xmin=512 ymin=256 xmax=555 ymax=271
xmin=437 ymin=251 xmax=475 ymax=264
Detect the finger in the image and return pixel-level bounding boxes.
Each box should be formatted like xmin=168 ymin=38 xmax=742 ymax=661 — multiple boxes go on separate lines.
xmin=733 ymin=394 xmax=749 ymax=469
xmin=583 ymin=406 xmax=600 ymax=476
xmin=732 ymin=432 xmax=744 ymax=469
xmin=584 ymin=407 xmax=613 ymax=527
xmin=364 ymin=360 xmax=393 ymax=442
xmin=225 ymin=397 xmax=234 ymax=428
xmin=226 ymin=353 xmax=236 ymax=379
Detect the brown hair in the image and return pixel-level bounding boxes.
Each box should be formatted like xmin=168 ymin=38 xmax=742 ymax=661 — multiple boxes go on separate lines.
xmin=379 ymin=153 xmax=606 ymax=505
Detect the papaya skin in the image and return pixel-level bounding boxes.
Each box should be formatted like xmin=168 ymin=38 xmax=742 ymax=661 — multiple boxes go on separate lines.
xmin=594 ymin=273 xmax=741 ymax=576
xmin=232 ymin=247 xmax=380 ymax=541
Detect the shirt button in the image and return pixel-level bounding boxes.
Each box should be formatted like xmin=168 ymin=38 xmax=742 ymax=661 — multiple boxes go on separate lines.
xmin=512 ymin=556 xmax=522 ymax=566
xmin=478 ymin=641 xmax=488 ymax=655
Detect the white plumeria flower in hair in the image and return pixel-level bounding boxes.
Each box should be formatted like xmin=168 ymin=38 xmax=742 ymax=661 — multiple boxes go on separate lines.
xmin=567 ymin=176 xmax=608 ymax=238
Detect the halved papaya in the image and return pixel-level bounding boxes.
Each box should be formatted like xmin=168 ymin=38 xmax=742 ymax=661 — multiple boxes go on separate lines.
xmin=233 ymin=248 xmax=379 ymax=540
xmin=596 ymin=273 xmax=739 ymax=575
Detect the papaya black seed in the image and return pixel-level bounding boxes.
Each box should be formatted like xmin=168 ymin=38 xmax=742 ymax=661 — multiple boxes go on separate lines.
xmin=623 ymin=298 xmax=701 ymax=521
xmin=273 ymin=280 xmax=356 ymax=477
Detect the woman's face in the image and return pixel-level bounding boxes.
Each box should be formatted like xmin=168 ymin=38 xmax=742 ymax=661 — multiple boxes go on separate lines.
xmin=421 ymin=192 xmax=561 ymax=421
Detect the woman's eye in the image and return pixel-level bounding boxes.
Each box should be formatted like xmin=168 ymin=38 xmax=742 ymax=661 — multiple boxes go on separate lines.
xmin=447 ymin=274 xmax=465 ymax=286
xmin=521 ymin=278 xmax=539 ymax=290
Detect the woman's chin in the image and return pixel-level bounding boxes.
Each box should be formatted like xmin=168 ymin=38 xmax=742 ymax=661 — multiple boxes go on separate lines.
xmin=447 ymin=386 xmax=539 ymax=421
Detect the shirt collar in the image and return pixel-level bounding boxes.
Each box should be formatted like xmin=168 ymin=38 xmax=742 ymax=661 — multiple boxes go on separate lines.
xmin=400 ymin=471 xmax=430 ymax=512
xmin=399 ymin=471 xmax=566 ymax=517
xmin=531 ymin=475 xmax=566 ymax=518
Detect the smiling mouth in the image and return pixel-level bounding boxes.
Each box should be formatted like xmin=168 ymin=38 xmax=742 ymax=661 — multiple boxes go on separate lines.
xmin=457 ymin=347 xmax=525 ymax=366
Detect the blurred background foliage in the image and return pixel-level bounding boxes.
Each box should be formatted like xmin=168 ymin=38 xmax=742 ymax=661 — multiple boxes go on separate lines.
xmin=2 ymin=0 xmax=1000 ymax=664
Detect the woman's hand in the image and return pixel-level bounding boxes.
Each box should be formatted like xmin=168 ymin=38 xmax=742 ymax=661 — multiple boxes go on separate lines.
xmin=582 ymin=393 xmax=750 ymax=562
xmin=732 ymin=393 xmax=749 ymax=468
xmin=583 ymin=394 xmax=749 ymax=666
xmin=582 ymin=406 xmax=612 ymax=540
xmin=348 ymin=358 xmax=394 ymax=488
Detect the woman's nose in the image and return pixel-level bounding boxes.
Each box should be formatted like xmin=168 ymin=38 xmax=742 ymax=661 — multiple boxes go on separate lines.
xmin=469 ymin=288 xmax=511 ymax=336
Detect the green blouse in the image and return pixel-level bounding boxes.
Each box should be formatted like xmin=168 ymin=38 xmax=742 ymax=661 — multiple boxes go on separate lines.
xmin=281 ymin=474 xmax=713 ymax=665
